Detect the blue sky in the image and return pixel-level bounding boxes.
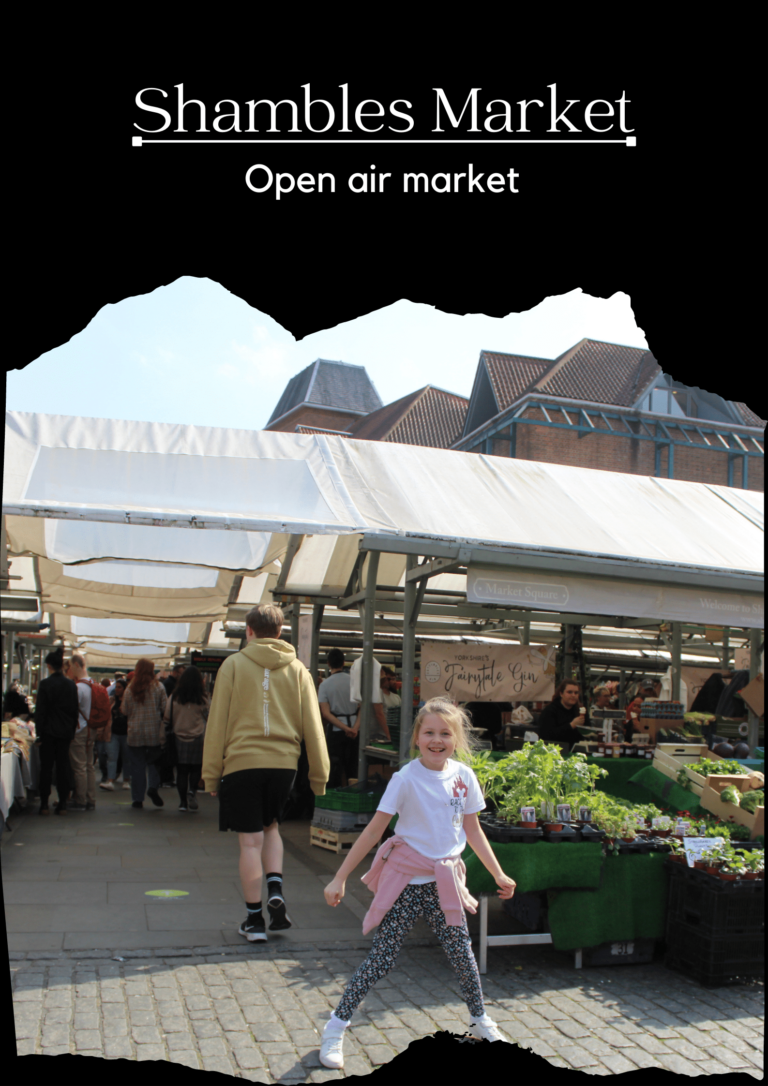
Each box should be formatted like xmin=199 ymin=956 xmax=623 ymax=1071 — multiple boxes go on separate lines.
xmin=7 ymin=278 xmax=648 ymax=430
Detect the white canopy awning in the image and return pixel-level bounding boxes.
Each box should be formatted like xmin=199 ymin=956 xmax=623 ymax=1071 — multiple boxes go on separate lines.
xmin=3 ymin=410 xmax=764 ymax=636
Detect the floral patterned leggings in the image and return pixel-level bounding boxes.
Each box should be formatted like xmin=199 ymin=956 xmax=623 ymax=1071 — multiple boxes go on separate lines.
xmin=334 ymin=882 xmax=485 ymax=1021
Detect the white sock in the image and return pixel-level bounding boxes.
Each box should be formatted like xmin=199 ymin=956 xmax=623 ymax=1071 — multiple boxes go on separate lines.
xmin=326 ymin=1013 xmax=350 ymax=1032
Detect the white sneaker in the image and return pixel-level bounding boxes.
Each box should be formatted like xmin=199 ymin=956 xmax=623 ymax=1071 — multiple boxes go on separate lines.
xmin=99 ymin=781 xmax=115 ymax=791
xmin=468 ymin=1014 xmax=506 ymax=1042
xmin=122 ymin=782 xmax=132 ymax=790
xmin=319 ymin=1025 xmax=346 ymax=1068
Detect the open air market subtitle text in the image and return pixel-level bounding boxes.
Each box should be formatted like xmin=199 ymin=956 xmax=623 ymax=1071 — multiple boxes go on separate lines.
xmin=134 ymin=83 xmax=635 ymax=200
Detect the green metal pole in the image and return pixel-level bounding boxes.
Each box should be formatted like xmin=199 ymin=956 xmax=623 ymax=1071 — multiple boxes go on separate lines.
xmin=357 ymin=551 xmax=380 ymax=782
xmin=747 ymin=628 xmax=762 ymax=750
xmin=671 ymin=622 xmax=682 ymax=701
xmin=399 ymin=554 xmax=418 ymax=763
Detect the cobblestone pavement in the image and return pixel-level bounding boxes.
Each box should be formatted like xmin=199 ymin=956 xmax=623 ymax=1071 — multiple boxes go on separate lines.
xmin=11 ymin=941 xmax=764 ymax=1081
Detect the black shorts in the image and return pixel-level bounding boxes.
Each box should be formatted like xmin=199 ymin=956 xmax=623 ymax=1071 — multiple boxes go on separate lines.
xmin=218 ymin=768 xmax=296 ymax=833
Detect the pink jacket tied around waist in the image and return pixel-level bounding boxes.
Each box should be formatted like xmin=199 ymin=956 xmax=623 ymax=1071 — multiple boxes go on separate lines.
xmin=360 ymin=835 xmax=478 ymax=934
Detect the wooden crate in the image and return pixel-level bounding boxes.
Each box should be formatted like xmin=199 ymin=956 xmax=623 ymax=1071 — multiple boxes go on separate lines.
xmin=638 ymin=717 xmax=685 ymax=741
xmin=684 ymin=752 xmax=753 ymax=791
xmin=652 ymin=747 xmax=705 ymax=793
xmin=310 ymin=825 xmax=371 ymax=854
xmin=656 ymin=743 xmax=709 ymax=762
xmin=700 ymin=783 xmax=764 ymax=835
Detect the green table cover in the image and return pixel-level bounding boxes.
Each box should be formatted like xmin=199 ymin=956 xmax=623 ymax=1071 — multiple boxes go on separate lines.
xmin=464 ymin=839 xmax=671 ymax=952
xmin=588 ymin=756 xmax=658 ymax=802
xmin=546 ymin=852 xmax=671 ymax=951
xmin=463 ymin=840 xmax=603 ymax=896
xmin=626 ymin=764 xmax=707 ymax=816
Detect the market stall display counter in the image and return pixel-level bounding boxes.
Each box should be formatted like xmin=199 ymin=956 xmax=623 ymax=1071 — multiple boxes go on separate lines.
xmin=0 ymin=749 xmax=28 ymax=827
xmin=464 ymin=840 xmax=672 ymax=974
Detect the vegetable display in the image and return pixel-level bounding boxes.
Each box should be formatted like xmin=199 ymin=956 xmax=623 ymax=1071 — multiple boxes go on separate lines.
xmin=471 ymin=744 xmax=765 ymax=853
xmin=719 ymin=785 xmax=743 ymax=807
xmin=740 ymin=789 xmax=765 ymax=814
xmin=676 ymin=756 xmax=749 ymax=792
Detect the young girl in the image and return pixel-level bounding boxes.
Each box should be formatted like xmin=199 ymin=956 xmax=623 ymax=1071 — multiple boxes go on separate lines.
xmin=320 ymin=698 xmax=516 ymax=1069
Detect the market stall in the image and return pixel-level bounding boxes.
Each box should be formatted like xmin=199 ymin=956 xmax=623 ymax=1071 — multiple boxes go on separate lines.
xmin=0 ymin=748 xmax=27 ymax=824
xmin=465 ymin=843 xmax=672 ymax=971
xmin=461 ymin=738 xmax=764 ymax=973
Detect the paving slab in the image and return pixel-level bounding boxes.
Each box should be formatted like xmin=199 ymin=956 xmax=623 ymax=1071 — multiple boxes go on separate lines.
xmin=3 ymin=881 xmax=108 ymax=905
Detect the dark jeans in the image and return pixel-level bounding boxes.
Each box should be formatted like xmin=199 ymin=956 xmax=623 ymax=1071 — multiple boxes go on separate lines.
xmin=38 ymin=737 xmax=72 ymax=808
xmin=128 ymin=745 xmax=161 ymax=803
xmin=176 ymin=763 xmax=202 ymax=805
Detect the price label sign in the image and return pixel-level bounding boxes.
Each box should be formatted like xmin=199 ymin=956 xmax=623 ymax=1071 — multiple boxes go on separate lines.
xmin=683 ymin=837 xmax=724 ymax=868
xmin=556 ymin=804 xmax=572 ymax=822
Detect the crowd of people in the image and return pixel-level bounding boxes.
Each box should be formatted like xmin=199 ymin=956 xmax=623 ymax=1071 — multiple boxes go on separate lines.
xmin=9 ymin=610 xmax=707 ymax=1069
xmin=16 ymin=640 xmax=675 ymax=817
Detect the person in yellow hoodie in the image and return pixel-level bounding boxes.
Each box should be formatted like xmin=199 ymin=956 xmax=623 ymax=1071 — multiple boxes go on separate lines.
xmin=201 ymin=603 xmax=330 ymax=943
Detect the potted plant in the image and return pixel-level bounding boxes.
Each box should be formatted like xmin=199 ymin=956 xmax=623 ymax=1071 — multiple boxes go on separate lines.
xmin=596 ymin=813 xmax=623 ymax=855
xmin=740 ymin=850 xmax=764 ymax=880
xmin=700 ymin=844 xmax=725 ymax=876
xmin=666 ymin=837 xmax=687 ymax=864
xmin=651 ymin=815 xmax=675 ymax=838
xmin=619 ymin=820 xmax=638 ymax=844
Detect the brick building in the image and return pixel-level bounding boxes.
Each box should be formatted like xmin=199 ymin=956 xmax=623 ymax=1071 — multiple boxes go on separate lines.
xmin=265 ymin=359 xmax=383 ymax=434
xmin=454 ymin=339 xmax=764 ymax=492
xmin=267 ymin=342 xmax=765 ymax=490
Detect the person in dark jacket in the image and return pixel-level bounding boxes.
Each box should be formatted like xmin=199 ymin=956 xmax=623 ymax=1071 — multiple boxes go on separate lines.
xmin=34 ymin=647 xmax=79 ymax=815
xmin=3 ymin=682 xmax=30 ymax=720
xmin=536 ymin=681 xmax=589 ymax=748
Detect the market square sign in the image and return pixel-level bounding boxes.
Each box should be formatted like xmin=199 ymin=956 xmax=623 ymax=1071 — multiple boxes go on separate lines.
xmin=467 ymin=566 xmax=764 ymax=628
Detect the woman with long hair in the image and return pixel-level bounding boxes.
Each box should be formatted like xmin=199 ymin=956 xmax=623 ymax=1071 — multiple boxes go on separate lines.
xmin=535 ymin=679 xmax=588 ymax=748
xmin=163 ymin=666 xmax=210 ymax=812
xmin=105 ymin=679 xmax=130 ymax=791
xmin=122 ymin=659 xmax=168 ymax=809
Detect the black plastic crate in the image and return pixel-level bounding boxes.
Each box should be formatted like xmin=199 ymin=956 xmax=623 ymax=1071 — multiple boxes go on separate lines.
xmin=502 ymin=890 xmax=549 ymax=932
xmin=664 ymin=919 xmax=765 ymax=986
xmin=666 ymin=864 xmax=765 ymax=935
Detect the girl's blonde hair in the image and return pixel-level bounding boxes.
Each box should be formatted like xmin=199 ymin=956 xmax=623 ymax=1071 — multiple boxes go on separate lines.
xmin=410 ymin=698 xmax=476 ymax=762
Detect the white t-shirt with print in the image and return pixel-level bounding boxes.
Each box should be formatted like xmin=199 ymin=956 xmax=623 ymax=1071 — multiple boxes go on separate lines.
xmin=377 ymin=758 xmax=485 ymax=883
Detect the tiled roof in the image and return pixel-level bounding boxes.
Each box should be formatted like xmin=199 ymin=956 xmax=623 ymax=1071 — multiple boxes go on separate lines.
xmin=534 ymin=339 xmax=660 ymax=406
xmin=350 ymin=387 xmax=468 ymax=448
xmin=733 ymin=402 xmax=767 ymax=428
xmin=481 ymin=351 xmax=552 ymax=412
xmin=267 ymin=360 xmax=382 ymax=425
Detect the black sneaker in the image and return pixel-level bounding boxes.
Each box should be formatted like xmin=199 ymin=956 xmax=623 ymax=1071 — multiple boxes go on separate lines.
xmin=238 ymin=914 xmax=267 ymax=942
xmin=147 ymin=788 xmax=164 ymax=807
xmin=267 ymin=896 xmax=292 ymax=931
xmin=131 ymin=801 xmax=144 ymax=809
xmin=85 ymin=802 xmax=96 ymax=811
xmin=187 ymin=791 xmax=199 ymax=811
xmin=69 ymin=803 xmax=87 ymax=811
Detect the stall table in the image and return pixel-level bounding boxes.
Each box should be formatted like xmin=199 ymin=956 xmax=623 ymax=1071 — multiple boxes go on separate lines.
xmin=0 ymin=749 xmax=28 ymax=823
xmin=464 ymin=840 xmax=671 ymax=973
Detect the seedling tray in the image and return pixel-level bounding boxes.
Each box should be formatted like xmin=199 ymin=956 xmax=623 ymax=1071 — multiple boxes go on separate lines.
xmin=314 ymin=788 xmax=384 ymax=813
